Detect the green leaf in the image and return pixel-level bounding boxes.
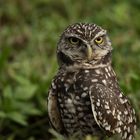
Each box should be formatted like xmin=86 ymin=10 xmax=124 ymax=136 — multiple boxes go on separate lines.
xmin=11 ymin=74 xmax=31 ymax=85
xmin=0 ymin=46 xmax=10 ymax=73
xmin=0 ymin=111 xmax=6 ymax=118
xmin=6 ymin=134 xmax=15 ymax=140
xmin=129 ymin=72 xmax=139 ymax=80
xmin=21 ymin=103 xmax=42 ymax=115
xmin=14 ymin=84 xmax=37 ymax=100
xmin=3 ymin=86 xmax=13 ymax=99
xmin=7 ymin=112 xmax=27 ymax=126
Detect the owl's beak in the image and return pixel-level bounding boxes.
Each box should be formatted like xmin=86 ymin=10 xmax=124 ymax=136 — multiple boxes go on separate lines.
xmin=87 ymin=45 xmax=93 ymax=60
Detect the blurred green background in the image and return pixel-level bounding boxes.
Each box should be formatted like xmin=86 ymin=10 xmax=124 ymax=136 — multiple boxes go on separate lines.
xmin=0 ymin=0 xmax=140 ymax=140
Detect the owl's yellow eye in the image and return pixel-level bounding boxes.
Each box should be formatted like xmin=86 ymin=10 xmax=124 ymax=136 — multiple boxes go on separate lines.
xmin=69 ymin=37 xmax=80 ymax=45
xmin=95 ymin=37 xmax=103 ymax=44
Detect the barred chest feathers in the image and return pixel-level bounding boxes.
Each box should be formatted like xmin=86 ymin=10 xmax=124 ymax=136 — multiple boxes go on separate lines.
xmin=52 ymin=65 xmax=117 ymax=135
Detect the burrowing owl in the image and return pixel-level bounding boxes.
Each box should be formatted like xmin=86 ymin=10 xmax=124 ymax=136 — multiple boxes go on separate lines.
xmin=48 ymin=23 xmax=137 ymax=140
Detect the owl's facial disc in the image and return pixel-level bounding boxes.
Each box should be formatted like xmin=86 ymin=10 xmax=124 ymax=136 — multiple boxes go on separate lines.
xmin=57 ymin=23 xmax=113 ymax=66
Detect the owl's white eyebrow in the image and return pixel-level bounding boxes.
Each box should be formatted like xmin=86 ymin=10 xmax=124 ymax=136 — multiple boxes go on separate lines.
xmin=93 ymin=30 xmax=107 ymax=40
xmin=65 ymin=34 xmax=80 ymax=38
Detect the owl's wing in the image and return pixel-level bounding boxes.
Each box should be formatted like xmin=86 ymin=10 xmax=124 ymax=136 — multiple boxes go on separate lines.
xmin=89 ymin=83 xmax=136 ymax=139
xmin=48 ymin=89 xmax=67 ymax=135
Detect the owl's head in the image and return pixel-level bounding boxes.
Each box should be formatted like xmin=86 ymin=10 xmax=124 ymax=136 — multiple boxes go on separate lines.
xmin=57 ymin=23 xmax=112 ymax=66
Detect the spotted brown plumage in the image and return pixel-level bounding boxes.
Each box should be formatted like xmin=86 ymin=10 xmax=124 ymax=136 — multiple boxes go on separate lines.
xmin=47 ymin=23 xmax=137 ymax=140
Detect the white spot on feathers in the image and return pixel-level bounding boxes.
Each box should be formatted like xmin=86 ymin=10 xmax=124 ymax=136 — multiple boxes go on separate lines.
xmin=105 ymin=104 xmax=109 ymax=109
xmin=128 ymin=135 xmax=132 ymax=140
xmin=124 ymin=110 xmax=128 ymax=115
xmin=117 ymin=114 xmax=121 ymax=120
xmin=105 ymin=125 xmax=111 ymax=130
xmin=81 ymin=92 xmax=87 ymax=98
xmin=85 ymin=70 xmax=89 ymax=73
xmin=107 ymin=110 xmax=111 ymax=114
xmin=83 ymin=87 xmax=88 ymax=91
xmin=112 ymin=108 xmax=115 ymax=116
xmin=95 ymin=69 xmax=101 ymax=74
xmin=115 ymin=127 xmax=121 ymax=133
xmin=91 ymin=79 xmax=98 ymax=82
xmin=102 ymin=79 xmax=107 ymax=85
xmin=66 ymin=98 xmax=76 ymax=114
xmin=122 ymin=131 xmax=128 ymax=139
xmin=96 ymin=102 xmax=100 ymax=106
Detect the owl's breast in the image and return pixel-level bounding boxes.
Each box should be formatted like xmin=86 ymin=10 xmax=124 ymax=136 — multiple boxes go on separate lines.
xmin=56 ymin=70 xmax=102 ymax=136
